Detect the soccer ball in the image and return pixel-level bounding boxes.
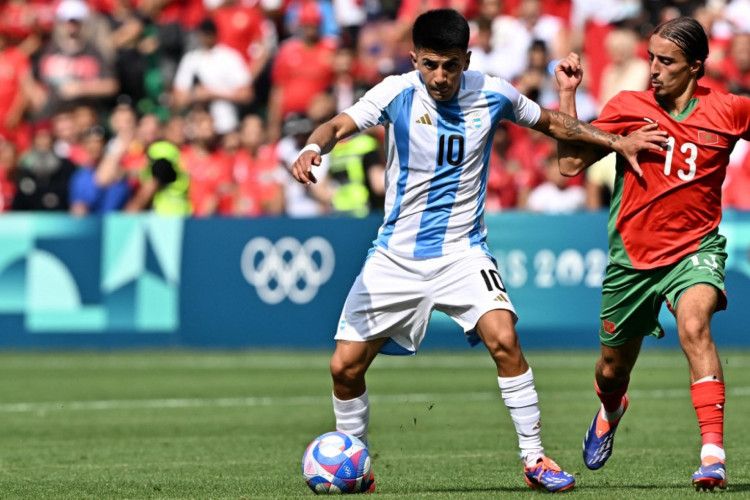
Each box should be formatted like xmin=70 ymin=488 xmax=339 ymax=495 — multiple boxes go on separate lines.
xmin=302 ymin=431 xmax=374 ymax=494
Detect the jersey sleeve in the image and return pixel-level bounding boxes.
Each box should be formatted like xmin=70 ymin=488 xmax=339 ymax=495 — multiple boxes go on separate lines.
xmin=343 ymin=74 xmax=415 ymax=131
xmin=731 ymin=94 xmax=750 ymax=141
xmin=483 ymin=74 xmax=541 ymax=127
xmin=592 ymin=93 xmax=629 ymax=134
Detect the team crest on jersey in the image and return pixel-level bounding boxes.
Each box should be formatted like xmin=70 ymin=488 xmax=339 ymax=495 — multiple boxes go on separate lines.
xmin=698 ymin=131 xmax=720 ymax=145
xmin=468 ymin=112 xmax=482 ymax=130
xmin=602 ymin=320 xmax=616 ymax=335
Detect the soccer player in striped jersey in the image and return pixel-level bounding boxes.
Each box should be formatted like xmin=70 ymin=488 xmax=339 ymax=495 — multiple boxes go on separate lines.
xmin=292 ymin=8 xmax=665 ymax=492
xmin=556 ymin=17 xmax=749 ymax=491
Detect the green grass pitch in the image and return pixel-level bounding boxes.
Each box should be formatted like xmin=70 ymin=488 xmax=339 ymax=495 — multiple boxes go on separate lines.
xmin=0 ymin=349 xmax=748 ymax=499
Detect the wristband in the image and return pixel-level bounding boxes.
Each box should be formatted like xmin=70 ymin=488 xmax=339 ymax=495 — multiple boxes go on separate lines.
xmin=298 ymin=143 xmax=322 ymax=159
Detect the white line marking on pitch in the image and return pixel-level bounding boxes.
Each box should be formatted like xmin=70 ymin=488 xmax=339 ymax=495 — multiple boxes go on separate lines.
xmin=0 ymin=387 xmax=748 ymax=414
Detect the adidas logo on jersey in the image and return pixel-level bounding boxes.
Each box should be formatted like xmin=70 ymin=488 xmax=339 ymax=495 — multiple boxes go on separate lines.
xmin=493 ymin=293 xmax=508 ymax=303
xmin=415 ymin=113 xmax=432 ymax=125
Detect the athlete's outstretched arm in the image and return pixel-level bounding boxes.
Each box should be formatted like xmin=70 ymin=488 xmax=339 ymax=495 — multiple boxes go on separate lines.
xmin=292 ymin=113 xmax=360 ymax=185
xmin=545 ymin=52 xmax=667 ymax=177
xmin=532 ymin=107 xmax=665 ymax=178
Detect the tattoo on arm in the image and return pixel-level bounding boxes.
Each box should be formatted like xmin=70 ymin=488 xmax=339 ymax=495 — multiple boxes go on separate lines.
xmin=549 ymin=110 xmax=620 ymax=147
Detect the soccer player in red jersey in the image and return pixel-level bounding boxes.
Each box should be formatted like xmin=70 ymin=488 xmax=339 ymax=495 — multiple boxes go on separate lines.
xmin=555 ymin=17 xmax=749 ymax=491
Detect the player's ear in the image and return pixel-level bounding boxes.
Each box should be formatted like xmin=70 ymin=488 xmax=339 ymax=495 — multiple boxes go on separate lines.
xmin=410 ymin=51 xmax=418 ymax=69
xmin=690 ymin=59 xmax=702 ymax=77
xmin=464 ymin=51 xmax=471 ymax=70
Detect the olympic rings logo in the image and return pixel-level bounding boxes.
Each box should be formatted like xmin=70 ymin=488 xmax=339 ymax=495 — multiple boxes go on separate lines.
xmin=240 ymin=236 xmax=335 ymax=304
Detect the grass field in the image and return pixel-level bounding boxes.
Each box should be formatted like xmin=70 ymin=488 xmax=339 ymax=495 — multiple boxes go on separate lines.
xmin=0 ymin=349 xmax=749 ymax=499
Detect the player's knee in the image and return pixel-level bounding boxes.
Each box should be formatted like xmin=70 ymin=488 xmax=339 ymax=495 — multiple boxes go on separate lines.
xmin=598 ymin=356 xmax=631 ymax=383
xmin=679 ymin=316 xmax=711 ymax=343
xmin=330 ymin=356 xmax=365 ymax=386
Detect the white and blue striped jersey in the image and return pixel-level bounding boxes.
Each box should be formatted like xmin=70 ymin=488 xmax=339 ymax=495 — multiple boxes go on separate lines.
xmin=344 ymin=69 xmax=541 ymax=259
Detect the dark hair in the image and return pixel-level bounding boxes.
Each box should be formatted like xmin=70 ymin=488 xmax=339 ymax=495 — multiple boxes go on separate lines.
xmin=412 ymin=9 xmax=470 ymax=52
xmin=652 ymin=17 xmax=709 ymax=78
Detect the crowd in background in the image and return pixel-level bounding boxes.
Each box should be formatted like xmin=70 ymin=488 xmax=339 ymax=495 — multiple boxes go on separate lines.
xmin=2 ymin=0 xmax=750 ymax=217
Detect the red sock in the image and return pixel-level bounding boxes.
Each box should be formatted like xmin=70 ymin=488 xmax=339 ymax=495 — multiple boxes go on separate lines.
xmin=691 ymin=380 xmax=725 ymax=448
xmin=595 ymin=379 xmax=628 ymax=413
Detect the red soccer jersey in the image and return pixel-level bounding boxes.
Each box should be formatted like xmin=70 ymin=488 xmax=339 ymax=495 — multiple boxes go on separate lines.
xmin=593 ymin=86 xmax=750 ymax=269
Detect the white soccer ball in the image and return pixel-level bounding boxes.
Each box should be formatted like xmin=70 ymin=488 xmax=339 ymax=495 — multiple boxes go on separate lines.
xmin=301 ymin=431 xmax=374 ymax=494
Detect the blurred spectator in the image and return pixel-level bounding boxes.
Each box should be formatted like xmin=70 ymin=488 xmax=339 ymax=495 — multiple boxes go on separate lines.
xmin=267 ymin=1 xmax=336 ymax=142
xmin=486 ymin=124 xmax=527 ymax=211
xmin=94 ymin=99 xmax=140 ymax=190
xmin=525 ymin=151 xmax=586 ymax=214
xmin=584 ymin=152 xmax=616 ymax=210
xmin=723 ymin=138 xmax=750 ymax=210
xmin=643 ymin=0 xmax=707 ymax=29
xmin=212 ymin=0 xmax=277 ymax=112
xmin=51 ymin=107 xmax=88 ymax=165
xmin=329 ymin=46 xmax=369 ymax=113
xmin=126 ymin=140 xmax=192 ymax=215
xmin=171 ymin=18 xmax=253 ymax=135
xmin=163 ymin=114 xmax=187 ymax=149
xmin=0 ymin=0 xmax=56 ymax=57
xmin=180 ymin=108 xmax=234 ymax=216
xmin=138 ymin=0 xmax=207 ymax=88
xmin=569 ymin=0 xmax=642 ymax=102
xmin=69 ymin=126 xmax=131 ymax=215
xmin=490 ymin=0 xmax=569 ymax=82
xmin=468 ymin=17 xmax=497 ymax=76
xmin=277 ymin=113 xmax=331 ymax=216
xmin=0 ymin=141 xmax=18 ymax=211
xmin=598 ymin=27 xmax=650 ymax=108
xmin=105 ymin=0 xmax=155 ymax=109
xmin=331 ymin=0 xmax=368 ymax=48
xmin=283 ymin=0 xmax=340 ymax=40
xmin=118 ymin=111 xmax=163 ymax=184
xmin=355 ymin=18 xmax=409 ymax=85
xmin=35 ymin=0 xmax=119 ymax=119
xmin=515 ymin=39 xmax=554 ymax=105
xmin=232 ymin=114 xmax=285 ymax=217
xmin=0 ymin=28 xmax=35 ymax=154
xmin=721 ymin=32 xmax=750 ymax=95
xmin=327 ymin=129 xmax=385 ymax=217
xmin=14 ymin=122 xmax=76 ymax=211
xmin=723 ymin=0 xmax=750 ymax=34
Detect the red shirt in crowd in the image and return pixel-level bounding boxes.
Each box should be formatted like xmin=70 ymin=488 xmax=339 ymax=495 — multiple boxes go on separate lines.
xmin=0 ymin=44 xmax=32 ymax=152
xmin=232 ymin=144 xmax=282 ymax=216
xmin=213 ymin=3 xmax=266 ymax=64
xmin=182 ymin=146 xmax=234 ymax=217
xmin=271 ymin=37 xmax=336 ymax=116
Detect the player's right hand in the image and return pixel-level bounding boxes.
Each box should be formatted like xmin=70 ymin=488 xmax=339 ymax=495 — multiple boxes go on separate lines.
xmin=292 ymin=150 xmax=321 ymax=185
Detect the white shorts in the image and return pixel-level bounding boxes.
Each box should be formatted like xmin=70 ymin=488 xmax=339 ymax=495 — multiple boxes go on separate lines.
xmin=335 ymin=245 xmax=517 ymax=355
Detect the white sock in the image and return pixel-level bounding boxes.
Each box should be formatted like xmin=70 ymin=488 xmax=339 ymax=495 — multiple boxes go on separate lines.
xmin=332 ymin=390 xmax=369 ymax=445
xmin=602 ymin=400 xmax=625 ymax=422
xmin=498 ymin=368 xmax=544 ymax=466
xmin=701 ymin=443 xmax=726 ymax=462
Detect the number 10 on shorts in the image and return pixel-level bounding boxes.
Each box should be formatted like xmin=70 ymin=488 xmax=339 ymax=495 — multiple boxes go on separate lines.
xmin=481 ymin=269 xmax=507 ymax=292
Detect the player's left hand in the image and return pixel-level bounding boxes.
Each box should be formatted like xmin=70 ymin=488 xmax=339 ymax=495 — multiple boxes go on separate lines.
xmin=555 ymin=53 xmax=583 ymax=92
xmin=613 ymin=123 xmax=668 ymax=177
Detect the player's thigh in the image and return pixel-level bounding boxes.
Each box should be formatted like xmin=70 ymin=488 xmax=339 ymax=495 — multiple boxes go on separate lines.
xmin=599 ymin=264 xmax=666 ymax=346
xmin=662 ymin=248 xmax=726 ymax=321
xmin=434 ymin=247 xmax=517 ymax=335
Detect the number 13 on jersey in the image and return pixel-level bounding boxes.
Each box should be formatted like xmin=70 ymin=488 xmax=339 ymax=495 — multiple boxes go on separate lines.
xmin=663 ymin=136 xmax=697 ymax=181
